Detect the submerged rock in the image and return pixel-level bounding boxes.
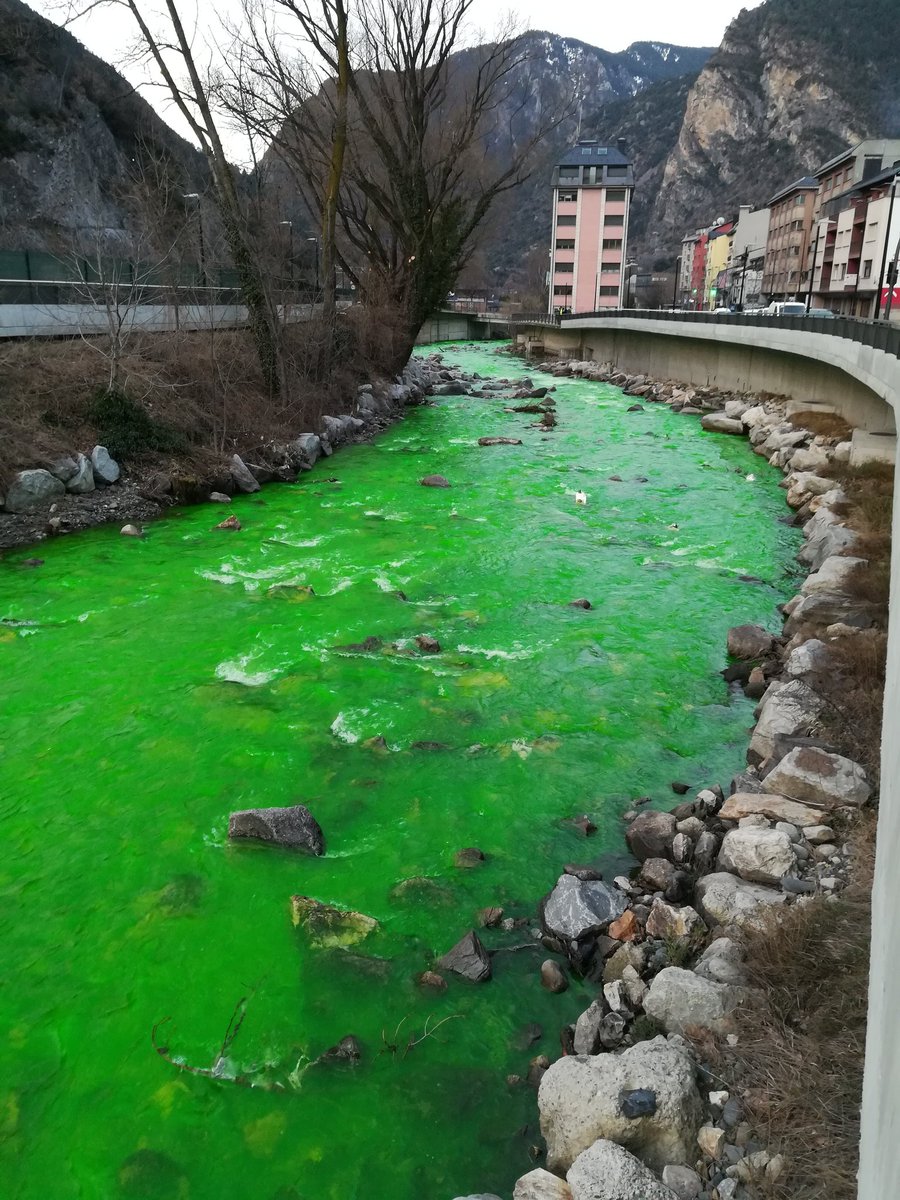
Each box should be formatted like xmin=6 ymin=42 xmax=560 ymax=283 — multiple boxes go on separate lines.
xmin=438 ymin=930 xmax=492 ymax=982
xmin=290 ymin=896 xmax=378 ymax=948
xmin=478 ymin=437 xmax=523 ymax=446
xmin=421 ymin=474 xmax=451 ymax=487
xmin=228 ymin=804 xmax=325 ymax=855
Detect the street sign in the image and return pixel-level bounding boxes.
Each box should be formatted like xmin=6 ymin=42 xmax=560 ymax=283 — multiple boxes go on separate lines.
xmin=881 ymin=286 xmax=900 ymax=308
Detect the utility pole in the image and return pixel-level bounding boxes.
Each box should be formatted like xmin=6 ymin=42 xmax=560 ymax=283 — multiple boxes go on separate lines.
xmin=805 ymin=224 xmax=823 ymax=313
xmin=875 ymin=175 xmax=900 ymax=318
xmin=672 ymin=255 xmax=682 ymax=310
xmin=884 ymin=236 xmax=900 ymax=320
xmin=737 ymin=248 xmax=749 ymax=310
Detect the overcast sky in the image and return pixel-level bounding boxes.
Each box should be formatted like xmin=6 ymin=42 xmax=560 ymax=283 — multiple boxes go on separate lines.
xmin=27 ymin=0 xmax=764 ymax=150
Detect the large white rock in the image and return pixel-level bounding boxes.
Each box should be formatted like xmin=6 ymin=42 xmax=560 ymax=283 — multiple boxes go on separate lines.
xmin=741 ymin=404 xmax=770 ymax=428
xmin=701 ymin=414 xmax=744 ymax=435
xmin=3 ymin=469 xmax=65 ymax=512
xmin=719 ymin=791 xmax=826 ymax=826
xmin=542 ymin=875 xmax=628 ymax=942
xmin=566 ymin=1140 xmax=678 ymax=1200
xmin=694 ymin=872 xmax=788 ymax=930
xmin=797 ymin=509 xmax=857 ymax=571
xmin=65 ymin=453 xmax=95 ymax=494
xmin=783 ymin=639 xmax=830 ymax=679
xmin=693 ymin=937 xmax=747 ymax=986
xmin=801 ymin=556 xmax=868 ymax=596
xmin=789 ymin=444 xmax=831 ymax=473
xmin=644 ymin=967 xmax=741 ymax=1035
xmin=748 ymin=680 xmax=825 ymax=764
xmin=513 ymin=1168 xmax=573 ymax=1199
xmin=718 ymin=827 xmax=796 ymax=884
xmin=538 ymin=1037 xmax=702 ymax=1174
xmin=90 ymin=445 xmax=120 ymax=484
xmin=230 ymin=453 xmax=261 ymax=494
xmin=761 ymin=746 xmax=871 ymax=810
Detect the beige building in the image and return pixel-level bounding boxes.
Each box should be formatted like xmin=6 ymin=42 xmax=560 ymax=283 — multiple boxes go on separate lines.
xmin=762 ymin=178 xmax=818 ymax=301
xmin=726 ymin=204 xmax=770 ymax=308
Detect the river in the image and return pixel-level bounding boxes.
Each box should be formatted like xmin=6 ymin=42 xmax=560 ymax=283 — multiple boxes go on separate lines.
xmin=0 ymin=342 xmax=800 ymax=1199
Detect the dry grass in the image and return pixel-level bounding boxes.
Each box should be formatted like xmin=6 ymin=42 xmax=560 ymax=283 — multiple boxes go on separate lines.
xmin=722 ymin=811 xmax=876 ymax=1200
xmin=790 ymin=410 xmax=854 ymax=441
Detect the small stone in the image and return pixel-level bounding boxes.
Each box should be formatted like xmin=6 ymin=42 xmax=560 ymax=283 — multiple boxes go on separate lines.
xmin=209 ymin=491 xmax=231 ymax=503
xmin=781 ymin=876 xmax=815 ymax=895
xmin=597 ymin=1011 xmax=627 ymax=1049
xmin=619 ymin=1088 xmax=657 ymax=1119
xmin=721 ymin=1097 xmax=742 ymax=1128
xmin=661 ymin=1164 xmax=702 ymax=1198
xmin=455 ymin=847 xmax=486 ymax=868
xmin=765 ymin=1154 xmax=786 ymax=1184
xmin=671 ymin=781 xmax=691 ymax=795
xmin=540 ymin=960 xmax=569 ymax=993
xmin=415 ymin=635 xmax=441 ymax=653
xmin=420 ymin=474 xmax=451 ymax=487
xmin=573 ymin=1000 xmax=608 ymax=1055
xmin=120 ymin=524 xmax=143 ymax=537
xmin=418 ymin=970 xmax=447 ymax=990
xmin=603 ymin=979 xmax=632 ymax=1015
xmin=608 ymin=909 xmax=640 ymax=942
xmin=477 ymin=906 xmax=504 ymax=928
xmin=802 ymin=824 xmax=835 ymax=844
xmin=437 ymin=931 xmax=492 ymax=982
xmin=698 ymin=1125 xmax=726 ymax=1159
xmin=215 ymin=515 xmax=241 ymax=531
xmin=512 ymin=1169 xmax=573 ymax=1200
xmin=568 ymin=598 xmax=592 ymax=609
xmin=775 ymin=821 xmax=801 ymax=843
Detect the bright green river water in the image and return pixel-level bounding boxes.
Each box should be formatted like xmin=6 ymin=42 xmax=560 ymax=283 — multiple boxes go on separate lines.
xmin=0 ymin=343 xmax=800 ymax=1200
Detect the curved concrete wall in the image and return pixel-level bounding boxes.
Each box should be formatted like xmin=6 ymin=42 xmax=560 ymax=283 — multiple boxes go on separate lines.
xmin=509 ymin=312 xmax=897 ymax=1200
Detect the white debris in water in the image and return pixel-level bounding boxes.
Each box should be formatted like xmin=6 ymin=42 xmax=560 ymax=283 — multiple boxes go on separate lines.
xmin=330 ymin=711 xmax=367 ymax=743
xmin=215 ymin=657 xmax=278 ymax=686
xmin=457 ymin=643 xmax=538 ymax=661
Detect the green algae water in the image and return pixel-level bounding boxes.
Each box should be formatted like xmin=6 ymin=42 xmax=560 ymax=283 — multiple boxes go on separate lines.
xmin=0 ymin=343 xmax=800 ymax=1199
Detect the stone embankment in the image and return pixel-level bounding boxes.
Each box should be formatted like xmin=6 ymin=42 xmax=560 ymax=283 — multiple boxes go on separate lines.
xmin=452 ymin=356 xmax=879 ymax=1200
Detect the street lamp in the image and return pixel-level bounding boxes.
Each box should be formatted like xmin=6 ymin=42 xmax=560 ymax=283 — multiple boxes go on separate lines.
xmin=307 ymin=236 xmax=320 ymax=292
xmin=672 ymin=255 xmax=682 ymax=310
xmin=875 ymin=175 xmax=900 ymax=319
xmin=182 ymin=193 xmax=205 ymax=289
xmin=279 ymin=221 xmax=294 ymax=290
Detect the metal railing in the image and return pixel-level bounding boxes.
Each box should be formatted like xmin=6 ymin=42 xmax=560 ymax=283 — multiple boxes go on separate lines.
xmin=555 ymin=308 xmax=900 ymax=360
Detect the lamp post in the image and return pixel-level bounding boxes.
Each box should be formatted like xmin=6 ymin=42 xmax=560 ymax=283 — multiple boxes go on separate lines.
xmin=279 ymin=220 xmax=294 ymax=289
xmin=307 ymin=236 xmax=320 ymax=293
xmin=672 ymin=255 xmax=682 ymax=310
xmin=875 ymin=175 xmax=900 ymax=319
xmin=805 ymin=223 xmax=823 ymax=314
xmin=182 ymin=193 xmax=205 ymax=290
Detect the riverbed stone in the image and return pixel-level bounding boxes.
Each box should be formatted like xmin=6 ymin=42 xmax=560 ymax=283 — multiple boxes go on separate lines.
xmin=91 ymin=445 xmax=120 ymax=485
xmin=625 ymin=811 xmax=677 ymax=862
xmin=783 ymin=638 xmax=830 ymax=679
xmin=228 ymin=803 xmax=325 ymax=854
xmin=573 ymin=1000 xmax=608 ymax=1055
xmin=761 ymin=746 xmax=871 ymax=810
xmin=541 ymin=875 xmax=628 ymax=942
xmin=513 ymin=1168 xmax=573 ymax=1199
xmin=727 ymin=624 xmax=776 ymax=660
xmin=718 ymin=828 xmax=796 ymax=884
xmin=229 ymin=453 xmax=261 ymax=494
xmin=3 ymin=469 xmax=66 ymax=512
xmin=719 ymin=791 xmax=826 ymax=826
xmin=661 ymin=1165 xmax=702 ymax=1199
xmin=63 ymin=453 xmax=95 ymax=494
xmin=538 ymin=1036 xmax=703 ymax=1173
xmin=797 ymin=509 xmax=857 ymax=571
xmin=290 ymin=896 xmax=378 ymax=948
xmin=566 ymin=1141 xmax=677 ymax=1200
xmin=748 ymin=681 xmax=825 ymax=764
xmin=645 ymin=899 xmax=704 ymax=940
xmin=438 ymin=931 xmax=492 ymax=982
xmin=541 ymin=960 xmax=569 ymax=993
xmin=644 ymin=967 xmax=741 ymax=1035
xmin=701 ymin=414 xmax=744 ymax=435
xmin=421 ymin=474 xmax=451 ymax=487
xmin=290 ymin=433 xmax=322 ymax=467
xmin=693 ymin=937 xmax=747 ymax=986
xmin=695 ymin=872 xmax=788 ymax=930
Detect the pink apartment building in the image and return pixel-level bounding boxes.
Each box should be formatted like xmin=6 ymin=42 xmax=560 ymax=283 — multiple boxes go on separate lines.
xmin=548 ymin=139 xmax=635 ymax=314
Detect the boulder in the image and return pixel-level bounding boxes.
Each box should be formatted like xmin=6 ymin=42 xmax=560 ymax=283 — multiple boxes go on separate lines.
xmin=437 ymin=931 xmax=492 ymax=982
xmin=227 ymin=803 xmax=324 ymax=854
xmin=120 ymin=524 xmax=143 ymax=537
xmin=91 ymin=445 xmax=120 ymax=485
xmin=478 ymin=437 xmax=523 ymax=446
xmin=701 ymin=414 xmax=744 ymax=435
xmin=63 ymin=453 xmax=95 ymax=494
xmin=290 ymin=896 xmax=378 ymax=948
xmin=625 ymin=812 xmax=677 ymax=862
xmin=726 ymin=624 xmax=776 ymax=660
xmin=718 ymin=828 xmax=796 ymax=884
xmin=539 ymin=1037 xmax=703 ymax=1173
xmin=573 ymin=1000 xmax=608 ymax=1055
xmin=290 ymin=433 xmax=322 ymax=467
xmin=3 ymin=469 xmax=65 ymax=512
xmin=230 ymin=454 xmax=261 ymax=494
xmin=694 ymin=872 xmax=788 ymax=930
xmin=638 ymin=858 xmax=680 ymax=894
xmin=797 ymin=509 xmax=857 ymax=571
xmin=645 ymin=900 xmax=704 ymax=940
xmin=513 ymin=1169 xmax=573 ymax=1199
xmin=421 ymin=474 xmax=451 ymax=488
xmin=661 ymin=1165 xmax=703 ymax=1199
xmin=541 ymin=875 xmax=628 ymax=942
xmin=693 ymin=938 xmax=747 ymax=986
xmin=644 ymin=967 xmax=741 ymax=1035
xmin=566 ymin=1141 xmax=677 ymax=1200
xmin=761 ymin=746 xmax=871 ymax=810
xmin=748 ymin=680 xmax=825 ymax=764
xmin=209 ymin=491 xmax=231 ymax=504
xmin=719 ymin=792 xmax=827 ymax=827
xmin=801 ymin=555 xmax=868 ymax=597
xmin=783 ymin=639 xmax=830 ymax=679
xmin=789 ymin=444 xmax=832 ymax=473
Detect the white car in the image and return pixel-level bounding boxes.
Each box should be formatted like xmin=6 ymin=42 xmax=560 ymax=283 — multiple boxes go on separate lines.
xmin=764 ymin=301 xmax=807 ymax=317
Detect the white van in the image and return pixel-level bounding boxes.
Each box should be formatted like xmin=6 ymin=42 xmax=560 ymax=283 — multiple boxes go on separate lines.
xmin=764 ymin=300 xmax=807 ymax=317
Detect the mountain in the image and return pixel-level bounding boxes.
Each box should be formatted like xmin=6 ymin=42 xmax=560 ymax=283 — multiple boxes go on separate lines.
xmin=0 ymin=0 xmax=207 ymax=257
xmin=632 ymin=0 xmax=900 ymax=261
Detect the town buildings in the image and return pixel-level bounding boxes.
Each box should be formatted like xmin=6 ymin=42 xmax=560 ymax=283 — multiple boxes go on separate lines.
xmin=547 ymin=139 xmax=635 ymax=314
xmin=761 ymin=177 xmax=818 ymax=302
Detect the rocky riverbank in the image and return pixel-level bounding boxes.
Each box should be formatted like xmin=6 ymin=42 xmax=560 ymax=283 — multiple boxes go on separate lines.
xmin=447 ymin=355 xmax=883 ymax=1200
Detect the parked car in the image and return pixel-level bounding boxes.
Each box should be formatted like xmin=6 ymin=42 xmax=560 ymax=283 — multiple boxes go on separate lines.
xmin=806 ymin=308 xmax=836 ymax=319
xmin=711 ymin=306 xmax=733 ymax=315
xmin=764 ymin=300 xmax=807 ymax=317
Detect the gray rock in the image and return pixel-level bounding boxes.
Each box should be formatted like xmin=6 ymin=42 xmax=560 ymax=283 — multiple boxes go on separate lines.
xmin=693 ymin=831 xmax=720 ymax=874
xmin=90 ymin=445 xmax=120 ymax=485
xmin=645 ymin=899 xmax=704 ymax=940
xmin=661 ymin=1164 xmax=702 ymax=1199
xmin=644 ymin=967 xmax=741 ymax=1035
xmin=539 ymin=1037 xmax=703 ymax=1173
xmin=719 ymin=792 xmax=827 ymax=827
xmin=541 ymin=875 xmax=628 ymax=942
xmin=671 ymin=833 xmax=692 ymax=866
xmin=438 ymin=931 xmax=492 ymax=982
xmin=227 ymin=803 xmax=324 ymax=854
xmin=694 ymin=938 xmax=747 ymax=986
xmin=513 ymin=1168 xmax=573 ymax=1199
xmin=726 ymin=624 xmax=775 ymax=660
xmin=421 ymin=474 xmax=451 ymax=488
xmin=797 ymin=509 xmax=857 ymax=571
xmin=701 ymin=414 xmax=745 ymax=435
xmin=761 ymin=746 xmax=871 ymax=810
xmin=639 ymin=858 xmax=680 ymax=894
xmin=5 ymin=468 xmax=66 ymax=512
xmin=718 ymin=828 xmax=797 ymax=885
xmin=290 ymin=433 xmax=322 ymax=467
xmin=566 ymin=1139 xmax=681 ymax=1200
xmin=61 ymin=453 xmax=95 ymax=494
xmin=49 ymin=455 xmax=81 ymax=483
xmin=620 ymin=1089 xmax=657 ymax=1118
xmin=597 ymin=1012 xmax=627 ymax=1050
xmin=229 ymin=454 xmax=261 ymax=494
xmin=775 ymin=821 xmax=801 ymax=842
xmin=781 ymin=876 xmax=815 ymax=895
xmin=625 ymin=811 xmax=677 ymax=862
xmin=695 ymin=872 xmax=788 ymax=930
xmin=574 ymin=1000 xmax=608 ymax=1055
xmin=541 ymin=959 xmax=569 ymax=993
xmin=748 ymin=681 xmax=825 ymax=765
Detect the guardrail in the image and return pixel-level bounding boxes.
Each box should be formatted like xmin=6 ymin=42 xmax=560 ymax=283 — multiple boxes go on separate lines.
xmin=557 ymin=308 xmax=900 ymax=360
xmin=0 ymin=278 xmax=324 ymax=307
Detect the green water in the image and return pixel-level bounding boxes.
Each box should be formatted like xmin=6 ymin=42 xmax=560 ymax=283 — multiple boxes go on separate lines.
xmin=0 ymin=343 xmax=800 ymax=1199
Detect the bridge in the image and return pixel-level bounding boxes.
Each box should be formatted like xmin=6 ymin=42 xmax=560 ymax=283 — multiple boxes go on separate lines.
xmin=425 ymin=304 xmax=899 ymax=1200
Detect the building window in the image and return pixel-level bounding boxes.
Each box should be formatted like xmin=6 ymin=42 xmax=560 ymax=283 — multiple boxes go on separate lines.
xmin=604 ymin=214 xmax=625 ymax=227
xmin=558 ymin=191 xmax=577 ymax=202
xmin=791 ymin=220 xmax=804 ymax=231
xmin=559 ymin=166 xmax=579 ymax=179
xmin=602 ymin=238 xmax=623 ymax=250
xmin=553 ymin=285 xmax=573 ymax=296
xmin=863 ymin=259 xmax=873 ymax=278
xmin=557 ymin=215 xmax=577 ymax=227
xmin=606 ymin=189 xmax=627 ymax=202
xmin=555 ymin=239 xmax=575 ymax=250
xmin=555 ymin=263 xmax=574 ymax=273
xmin=607 ymin=166 xmax=627 ymax=178
xmin=601 ymin=260 xmax=621 ymax=270
xmin=795 ymin=195 xmax=806 ymax=206
xmin=598 ymin=286 xmax=619 ymax=296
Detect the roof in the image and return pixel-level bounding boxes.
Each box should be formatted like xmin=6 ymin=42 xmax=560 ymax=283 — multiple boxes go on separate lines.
xmin=557 ymin=142 xmax=631 ymax=167
xmin=829 ymin=160 xmax=900 ymax=206
xmin=767 ymin=176 xmax=818 ymax=205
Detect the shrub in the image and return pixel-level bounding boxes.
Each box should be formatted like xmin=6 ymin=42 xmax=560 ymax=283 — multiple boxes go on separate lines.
xmin=89 ymin=387 xmax=185 ymax=460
